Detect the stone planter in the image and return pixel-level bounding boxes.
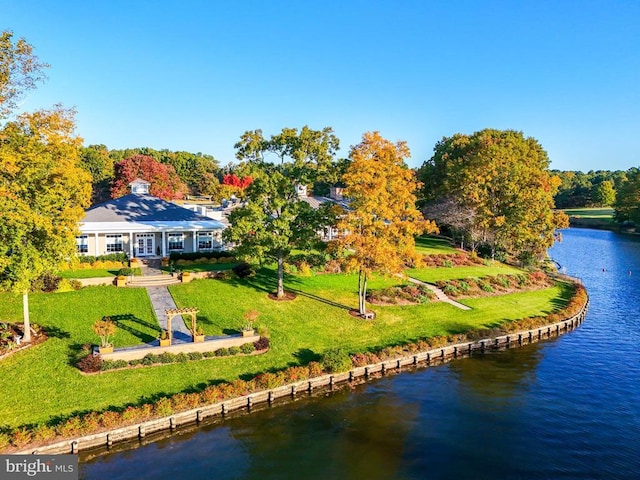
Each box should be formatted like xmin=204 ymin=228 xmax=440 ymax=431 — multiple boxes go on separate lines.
xmin=115 ymin=277 xmax=127 ymax=287
xmin=181 ymin=273 xmax=192 ymax=283
xmin=99 ymin=345 xmax=114 ymax=354
xmin=159 ymin=338 xmax=171 ymax=347
xmin=161 ymin=258 xmax=169 ymax=267
xmin=193 ymin=334 xmax=205 ymax=343
xmin=242 ymin=329 xmax=255 ymax=337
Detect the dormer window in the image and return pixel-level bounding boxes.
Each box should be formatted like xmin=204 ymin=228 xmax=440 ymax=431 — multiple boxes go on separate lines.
xmin=129 ymin=178 xmax=151 ymax=195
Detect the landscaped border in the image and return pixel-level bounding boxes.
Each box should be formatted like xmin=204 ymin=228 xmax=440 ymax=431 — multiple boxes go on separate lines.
xmin=11 ymin=285 xmax=589 ymax=456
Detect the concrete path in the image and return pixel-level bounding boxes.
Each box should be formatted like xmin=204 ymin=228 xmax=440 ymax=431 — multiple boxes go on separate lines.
xmin=139 ymin=258 xmax=192 ymax=343
xmin=146 ymin=286 xmax=193 ymax=343
xmin=407 ymin=276 xmax=472 ymax=310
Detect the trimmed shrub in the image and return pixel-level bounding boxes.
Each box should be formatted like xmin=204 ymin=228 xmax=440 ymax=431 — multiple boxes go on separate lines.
xmin=32 ymin=424 xmax=56 ymax=443
xmin=321 ymin=348 xmax=352 ymax=373
xmin=31 ymin=273 xmax=62 ymax=293
xmin=77 ymin=354 xmax=103 ymax=373
xmin=240 ymin=342 xmax=255 ymax=354
xmin=175 ymin=353 xmax=189 ymax=363
xmin=254 ymin=337 xmax=270 ymax=351
xmin=188 ymin=351 xmax=204 ymax=361
xmin=232 ymin=262 xmax=255 ymax=278
xmin=228 ymin=346 xmax=241 ymax=355
xmin=215 ymin=347 xmax=229 ymax=357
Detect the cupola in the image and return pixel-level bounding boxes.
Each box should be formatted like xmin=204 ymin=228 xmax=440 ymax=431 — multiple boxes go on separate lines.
xmin=129 ymin=178 xmax=150 ymax=195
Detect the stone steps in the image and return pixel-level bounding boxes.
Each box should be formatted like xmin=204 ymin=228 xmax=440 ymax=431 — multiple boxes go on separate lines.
xmin=127 ymin=275 xmax=180 ymax=287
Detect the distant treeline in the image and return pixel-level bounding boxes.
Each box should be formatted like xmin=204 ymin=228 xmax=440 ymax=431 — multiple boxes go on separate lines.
xmin=552 ymin=168 xmax=640 ymax=225
xmin=80 ymin=145 xmax=223 ymax=204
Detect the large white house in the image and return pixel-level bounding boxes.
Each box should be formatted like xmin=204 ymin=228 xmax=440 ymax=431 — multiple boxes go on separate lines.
xmin=78 ymin=179 xmax=226 ymax=258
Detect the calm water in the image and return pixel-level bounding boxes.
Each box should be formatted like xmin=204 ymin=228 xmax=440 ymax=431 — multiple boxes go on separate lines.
xmin=80 ymin=229 xmax=640 ymax=479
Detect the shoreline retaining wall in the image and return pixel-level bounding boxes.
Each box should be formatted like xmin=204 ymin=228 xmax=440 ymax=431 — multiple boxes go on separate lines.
xmin=16 ymin=298 xmax=589 ymax=456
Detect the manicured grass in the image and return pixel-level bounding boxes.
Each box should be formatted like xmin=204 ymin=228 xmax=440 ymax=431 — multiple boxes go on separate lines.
xmin=0 ymin=268 xmax=572 ymax=429
xmin=414 ymin=236 xmax=458 ymax=255
xmin=563 ymin=208 xmax=614 ymax=219
xmin=58 ymin=268 xmax=142 ymax=279
xmin=407 ymin=263 xmax=523 ymax=282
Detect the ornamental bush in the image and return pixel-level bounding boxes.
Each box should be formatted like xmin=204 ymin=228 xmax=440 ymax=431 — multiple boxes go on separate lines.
xmin=320 ymin=348 xmax=352 ymax=373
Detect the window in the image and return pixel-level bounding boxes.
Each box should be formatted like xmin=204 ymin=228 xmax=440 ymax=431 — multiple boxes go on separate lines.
xmin=168 ymin=233 xmax=184 ymax=251
xmin=106 ymin=234 xmax=123 ymax=253
xmin=198 ymin=232 xmax=213 ymax=250
xmin=76 ymin=235 xmax=88 ymax=253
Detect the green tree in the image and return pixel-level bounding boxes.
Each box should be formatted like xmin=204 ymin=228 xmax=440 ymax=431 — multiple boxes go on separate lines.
xmin=224 ymin=163 xmax=333 ymax=298
xmin=591 ymin=180 xmax=616 ymax=207
xmin=419 ymin=129 xmax=566 ymax=263
xmin=80 ymin=144 xmax=114 ymax=204
xmin=339 ymin=132 xmax=437 ymax=316
xmin=614 ymin=168 xmax=640 ymax=224
xmin=0 ymin=30 xmax=48 ymax=119
xmin=0 ymin=107 xmax=91 ymax=341
xmin=234 ymin=125 xmax=340 ymax=184
xmin=227 ymin=126 xmax=340 ymax=297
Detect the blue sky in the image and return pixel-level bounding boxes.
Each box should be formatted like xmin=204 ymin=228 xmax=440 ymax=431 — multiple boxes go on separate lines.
xmin=2 ymin=0 xmax=639 ymax=171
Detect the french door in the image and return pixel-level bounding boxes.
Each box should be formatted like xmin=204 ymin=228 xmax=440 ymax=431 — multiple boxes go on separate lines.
xmin=135 ymin=233 xmax=155 ymax=257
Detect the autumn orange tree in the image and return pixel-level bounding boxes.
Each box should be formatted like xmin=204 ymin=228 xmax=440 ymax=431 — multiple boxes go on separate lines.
xmin=339 ymin=132 xmax=437 ymax=317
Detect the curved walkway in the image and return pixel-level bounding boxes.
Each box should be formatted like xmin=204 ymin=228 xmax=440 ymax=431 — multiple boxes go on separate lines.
xmin=407 ymin=276 xmax=472 ymax=310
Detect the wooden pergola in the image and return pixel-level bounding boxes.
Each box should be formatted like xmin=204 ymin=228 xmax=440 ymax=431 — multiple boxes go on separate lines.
xmin=165 ymin=307 xmax=199 ymax=343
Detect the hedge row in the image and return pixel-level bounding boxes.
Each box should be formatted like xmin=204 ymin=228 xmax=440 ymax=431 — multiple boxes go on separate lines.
xmin=435 ymin=271 xmax=551 ymax=298
xmin=76 ymin=253 xmax=129 ymax=265
xmin=169 ymin=251 xmax=234 ymax=262
xmin=351 ymin=283 xmax=587 ymax=367
xmin=367 ymin=284 xmax=435 ymax=305
xmin=77 ymin=338 xmax=267 ymax=373
xmin=420 ymin=252 xmax=484 ymax=268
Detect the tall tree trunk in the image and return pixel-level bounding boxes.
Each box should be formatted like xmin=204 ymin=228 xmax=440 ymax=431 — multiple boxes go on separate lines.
xmin=22 ymin=291 xmax=31 ymax=343
xmin=358 ymin=269 xmax=368 ymax=316
xmin=276 ymin=250 xmax=285 ymax=298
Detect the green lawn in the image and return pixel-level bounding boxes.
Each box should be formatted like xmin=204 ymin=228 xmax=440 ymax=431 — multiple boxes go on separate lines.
xmin=407 ymin=263 xmax=523 ymax=282
xmin=58 ymin=268 xmax=142 ymax=279
xmin=0 ymin=267 xmax=572 ymax=429
xmin=562 ymin=208 xmax=614 ymax=218
xmin=414 ymin=236 xmax=458 ymax=255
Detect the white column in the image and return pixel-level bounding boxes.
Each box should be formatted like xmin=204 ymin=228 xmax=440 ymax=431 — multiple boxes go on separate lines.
xmin=129 ymin=232 xmax=134 ymax=258
xmin=162 ymin=231 xmax=167 ymax=257
xmin=192 ymin=230 xmax=197 ymax=252
xmin=94 ymin=232 xmax=99 ymax=256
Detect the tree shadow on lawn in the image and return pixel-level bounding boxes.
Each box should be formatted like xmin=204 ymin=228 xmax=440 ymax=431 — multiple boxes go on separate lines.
xmin=41 ymin=325 xmax=70 ymax=339
xmin=195 ymin=315 xmax=239 ymax=336
xmin=109 ymin=314 xmax=159 ymax=344
xmin=224 ymin=267 xmax=353 ymax=311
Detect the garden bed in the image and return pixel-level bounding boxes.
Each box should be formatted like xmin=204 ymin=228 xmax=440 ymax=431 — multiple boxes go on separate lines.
xmin=0 ymin=324 xmax=46 ymax=360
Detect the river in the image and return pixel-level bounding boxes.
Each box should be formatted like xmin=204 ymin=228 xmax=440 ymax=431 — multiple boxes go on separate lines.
xmin=80 ymin=228 xmax=640 ymax=479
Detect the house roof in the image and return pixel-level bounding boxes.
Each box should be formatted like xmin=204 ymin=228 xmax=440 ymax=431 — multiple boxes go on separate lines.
xmin=83 ymin=194 xmax=223 ymax=224
xmin=300 ymin=195 xmax=350 ymax=211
